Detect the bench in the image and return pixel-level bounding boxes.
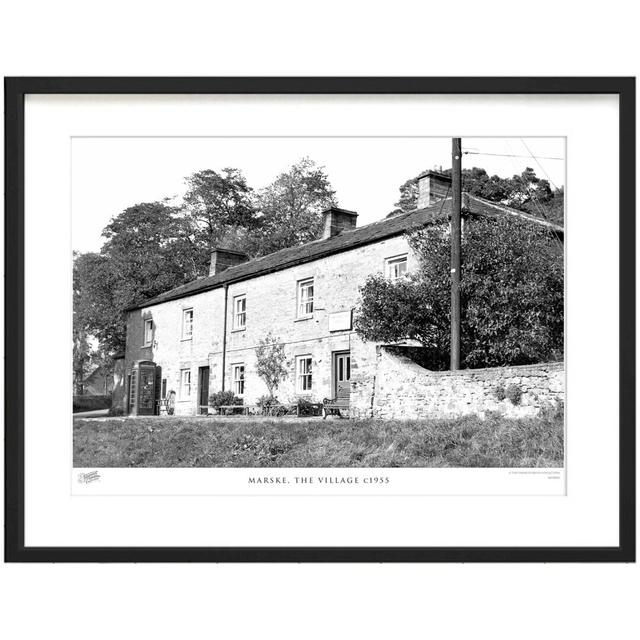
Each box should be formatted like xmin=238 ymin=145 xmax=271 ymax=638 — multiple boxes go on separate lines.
xmin=156 ymin=393 xmax=176 ymax=416
xmin=322 ymin=389 xmax=350 ymax=419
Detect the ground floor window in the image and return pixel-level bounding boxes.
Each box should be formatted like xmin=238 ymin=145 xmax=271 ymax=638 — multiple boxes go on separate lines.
xmin=385 ymin=254 xmax=408 ymax=280
xmin=296 ymin=355 xmax=313 ymax=393
xmin=233 ymin=363 xmax=245 ymax=396
xmin=180 ymin=368 xmax=191 ymax=398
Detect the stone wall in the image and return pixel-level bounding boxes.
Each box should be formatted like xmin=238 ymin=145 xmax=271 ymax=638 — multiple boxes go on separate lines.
xmin=352 ymin=347 xmax=564 ymax=420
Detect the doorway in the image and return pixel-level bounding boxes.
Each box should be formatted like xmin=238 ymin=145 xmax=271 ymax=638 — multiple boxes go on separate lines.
xmin=332 ymin=350 xmax=351 ymax=401
xmin=198 ymin=366 xmax=210 ymax=415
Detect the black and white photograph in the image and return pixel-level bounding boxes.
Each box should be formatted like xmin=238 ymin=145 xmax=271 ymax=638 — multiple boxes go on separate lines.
xmin=72 ymin=136 xmax=565 ymax=470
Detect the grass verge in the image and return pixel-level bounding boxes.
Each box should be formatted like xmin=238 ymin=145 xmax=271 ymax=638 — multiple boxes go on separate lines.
xmin=73 ymin=412 xmax=564 ymax=468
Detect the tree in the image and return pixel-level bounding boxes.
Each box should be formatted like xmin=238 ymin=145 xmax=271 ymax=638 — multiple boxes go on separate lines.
xmin=73 ymin=326 xmax=91 ymax=395
xmin=252 ymin=157 xmax=337 ymax=255
xmin=354 ymin=215 xmax=563 ymax=370
xmin=255 ymin=332 xmax=288 ymax=398
xmin=74 ymin=202 xmax=200 ymax=354
xmin=183 ymin=168 xmax=258 ymax=260
xmin=389 ymin=166 xmax=564 ymax=226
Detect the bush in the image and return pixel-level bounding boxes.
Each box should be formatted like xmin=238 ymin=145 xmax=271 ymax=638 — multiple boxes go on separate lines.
xmin=108 ymin=406 xmax=125 ymax=417
xmin=494 ymin=385 xmax=506 ymax=401
xmin=256 ymin=394 xmax=279 ymax=410
xmin=297 ymin=397 xmax=321 ymax=417
xmin=505 ymin=384 xmax=523 ymax=405
xmin=209 ymin=390 xmax=243 ymax=408
xmin=256 ymin=395 xmax=287 ymax=416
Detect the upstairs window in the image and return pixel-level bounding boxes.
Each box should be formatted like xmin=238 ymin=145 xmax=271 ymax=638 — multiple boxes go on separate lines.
xmin=182 ymin=308 xmax=193 ymax=340
xmin=233 ymin=295 xmax=246 ymax=330
xmin=297 ymin=278 xmax=314 ymax=318
xmin=296 ymin=356 xmax=313 ymax=393
xmin=385 ymin=254 xmax=408 ymax=280
xmin=143 ymin=318 xmax=153 ymax=347
xmin=180 ymin=369 xmax=191 ymax=398
xmin=233 ymin=363 xmax=245 ymax=396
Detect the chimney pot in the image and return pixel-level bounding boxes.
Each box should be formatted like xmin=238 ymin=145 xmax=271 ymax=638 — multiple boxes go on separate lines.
xmin=321 ymin=207 xmax=358 ymax=239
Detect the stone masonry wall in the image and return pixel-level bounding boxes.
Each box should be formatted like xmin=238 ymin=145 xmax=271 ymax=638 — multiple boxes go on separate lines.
xmin=125 ymin=235 xmax=415 ymax=415
xmin=352 ymin=348 xmax=564 ymax=420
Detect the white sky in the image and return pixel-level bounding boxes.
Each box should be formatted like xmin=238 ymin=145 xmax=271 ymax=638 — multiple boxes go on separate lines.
xmin=72 ymin=137 xmax=565 ymax=253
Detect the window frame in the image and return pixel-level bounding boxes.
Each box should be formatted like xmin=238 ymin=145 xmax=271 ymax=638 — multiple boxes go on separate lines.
xmin=233 ymin=294 xmax=247 ymax=330
xmin=143 ymin=318 xmax=153 ymax=347
xmin=385 ymin=254 xmax=408 ymax=280
xmin=181 ymin=307 xmax=194 ymax=340
xmin=296 ymin=278 xmax=314 ymax=319
xmin=180 ymin=368 xmax=192 ymax=398
xmin=295 ymin=355 xmax=313 ymax=394
xmin=232 ymin=363 xmax=245 ymax=397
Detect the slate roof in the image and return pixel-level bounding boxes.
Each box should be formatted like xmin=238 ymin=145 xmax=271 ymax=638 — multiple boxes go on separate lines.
xmin=129 ymin=194 xmax=564 ymax=311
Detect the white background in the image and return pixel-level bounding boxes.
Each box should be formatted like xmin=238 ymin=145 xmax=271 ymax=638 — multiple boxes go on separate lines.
xmin=28 ymin=95 xmax=606 ymax=547
xmin=1 ymin=1 xmax=638 ymax=639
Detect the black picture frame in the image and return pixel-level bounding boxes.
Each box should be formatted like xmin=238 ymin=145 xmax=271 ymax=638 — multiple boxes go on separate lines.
xmin=4 ymin=77 xmax=635 ymax=563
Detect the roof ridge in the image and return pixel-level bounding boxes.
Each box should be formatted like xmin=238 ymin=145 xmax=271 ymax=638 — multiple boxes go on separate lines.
xmin=466 ymin=193 xmax=564 ymax=231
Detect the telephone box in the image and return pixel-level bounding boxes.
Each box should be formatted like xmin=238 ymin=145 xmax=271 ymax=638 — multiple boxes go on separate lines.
xmin=128 ymin=360 xmax=157 ymax=416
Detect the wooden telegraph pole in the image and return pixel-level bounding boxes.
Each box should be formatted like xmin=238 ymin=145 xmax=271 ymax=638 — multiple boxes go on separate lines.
xmin=450 ymin=138 xmax=462 ymax=370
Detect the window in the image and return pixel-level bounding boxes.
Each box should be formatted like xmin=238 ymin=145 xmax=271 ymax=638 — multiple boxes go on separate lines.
xmin=143 ymin=318 xmax=153 ymax=346
xmin=296 ymin=356 xmax=313 ymax=393
xmin=233 ymin=363 xmax=245 ymax=396
xmin=385 ymin=255 xmax=408 ymax=280
xmin=233 ymin=295 xmax=246 ymax=330
xmin=182 ymin=308 xmax=193 ymax=339
xmin=161 ymin=378 xmax=167 ymax=399
xmin=297 ymin=278 xmax=314 ymax=318
xmin=180 ymin=369 xmax=192 ymax=397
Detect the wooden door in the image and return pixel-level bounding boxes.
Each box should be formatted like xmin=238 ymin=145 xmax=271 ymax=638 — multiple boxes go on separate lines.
xmin=198 ymin=366 xmax=210 ymax=415
xmin=333 ymin=351 xmax=351 ymax=401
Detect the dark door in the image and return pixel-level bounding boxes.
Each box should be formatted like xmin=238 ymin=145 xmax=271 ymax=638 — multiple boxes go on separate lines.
xmin=333 ymin=351 xmax=351 ymax=401
xmin=198 ymin=366 xmax=210 ymax=415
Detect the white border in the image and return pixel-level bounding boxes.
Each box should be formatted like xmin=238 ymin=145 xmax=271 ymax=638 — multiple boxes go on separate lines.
xmin=24 ymin=94 xmax=619 ymax=547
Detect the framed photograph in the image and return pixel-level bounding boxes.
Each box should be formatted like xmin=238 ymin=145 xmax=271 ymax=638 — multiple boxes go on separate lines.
xmin=5 ymin=77 xmax=635 ymax=562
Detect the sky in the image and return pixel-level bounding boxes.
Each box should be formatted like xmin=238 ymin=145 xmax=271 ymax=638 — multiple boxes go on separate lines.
xmin=71 ymin=137 xmax=565 ymax=253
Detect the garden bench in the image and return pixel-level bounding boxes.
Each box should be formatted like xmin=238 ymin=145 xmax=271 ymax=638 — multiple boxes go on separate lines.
xmin=322 ymin=389 xmax=350 ymax=419
xmin=156 ymin=392 xmax=176 ymax=416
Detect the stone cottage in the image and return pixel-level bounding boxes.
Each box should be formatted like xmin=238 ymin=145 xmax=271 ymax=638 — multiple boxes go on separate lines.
xmin=117 ymin=171 xmax=564 ymax=418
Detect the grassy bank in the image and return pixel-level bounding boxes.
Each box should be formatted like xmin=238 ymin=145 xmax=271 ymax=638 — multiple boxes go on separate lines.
xmin=73 ymin=412 xmax=564 ymax=468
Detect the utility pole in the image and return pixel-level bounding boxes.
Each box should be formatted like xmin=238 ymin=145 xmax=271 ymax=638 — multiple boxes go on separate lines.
xmin=450 ymin=137 xmax=462 ymax=370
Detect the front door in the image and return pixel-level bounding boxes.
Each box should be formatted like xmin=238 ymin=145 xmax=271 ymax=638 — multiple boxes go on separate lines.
xmin=333 ymin=351 xmax=351 ymax=401
xmin=198 ymin=366 xmax=210 ymax=415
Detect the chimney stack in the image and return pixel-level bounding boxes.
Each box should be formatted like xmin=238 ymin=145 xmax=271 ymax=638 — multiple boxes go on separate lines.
xmin=416 ymin=171 xmax=452 ymax=209
xmin=322 ymin=207 xmax=358 ymax=239
xmin=209 ymin=248 xmax=249 ymax=276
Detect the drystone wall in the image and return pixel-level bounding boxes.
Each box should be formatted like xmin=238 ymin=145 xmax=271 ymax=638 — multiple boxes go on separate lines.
xmin=351 ymin=347 xmax=564 ymax=420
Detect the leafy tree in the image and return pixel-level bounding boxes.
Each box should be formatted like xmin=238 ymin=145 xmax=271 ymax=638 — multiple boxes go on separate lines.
xmin=354 ymin=215 xmax=563 ymax=369
xmin=183 ymin=168 xmax=258 ymax=260
xmin=390 ymin=166 xmax=564 ymax=226
xmin=252 ymin=157 xmax=337 ymax=255
xmin=255 ymin=332 xmax=288 ymax=398
xmin=74 ymin=202 xmax=200 ymax=354
xmin=72 ymin=325 xmax=91 ymax=395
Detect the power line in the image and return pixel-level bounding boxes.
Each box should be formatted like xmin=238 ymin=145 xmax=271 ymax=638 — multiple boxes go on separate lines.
xmin=519 ymin=138 xmax=560 ymax=190
xmin=463 ymin=150 xmax=564 ymax=161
